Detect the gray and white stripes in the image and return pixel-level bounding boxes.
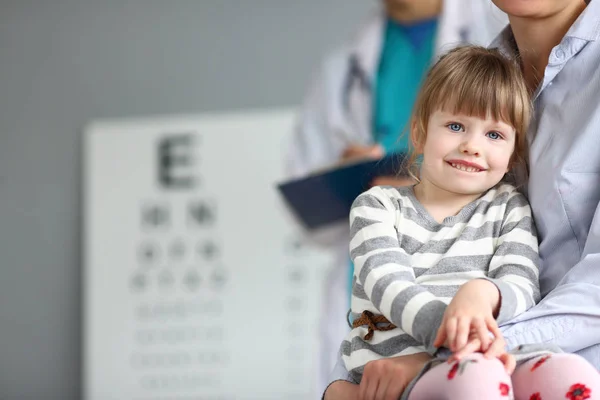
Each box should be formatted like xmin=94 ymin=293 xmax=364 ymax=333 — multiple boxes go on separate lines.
xmin=342 ymin=183 xmax=540 ymax=381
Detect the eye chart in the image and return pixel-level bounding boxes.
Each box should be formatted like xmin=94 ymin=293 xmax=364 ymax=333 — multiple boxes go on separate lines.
xmin=83 ymin=109 xmax=334 ymax=400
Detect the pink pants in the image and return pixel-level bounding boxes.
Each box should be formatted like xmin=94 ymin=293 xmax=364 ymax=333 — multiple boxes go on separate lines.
xmin=408 ymin=353 xmax=600 ymax=400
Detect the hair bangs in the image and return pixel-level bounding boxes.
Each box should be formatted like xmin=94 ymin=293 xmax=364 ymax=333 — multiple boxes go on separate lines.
xmin=433 ymin=62 xmax=528 ymax=135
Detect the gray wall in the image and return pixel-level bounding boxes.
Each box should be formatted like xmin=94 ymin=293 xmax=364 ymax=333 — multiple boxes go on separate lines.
xmin=0 ymin=1 xmax=371 ymax=399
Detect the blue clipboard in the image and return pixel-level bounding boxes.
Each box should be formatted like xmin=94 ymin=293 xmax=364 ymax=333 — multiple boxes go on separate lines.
xmin=277 ymin=153 xmax=407 ymax=229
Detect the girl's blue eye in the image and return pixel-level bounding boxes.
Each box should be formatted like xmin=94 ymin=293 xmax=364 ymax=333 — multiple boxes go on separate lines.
xmin=448 ymin=123 xmax=463 ymax=132
xmin=487 ymin=131 xmax=502 ymax=140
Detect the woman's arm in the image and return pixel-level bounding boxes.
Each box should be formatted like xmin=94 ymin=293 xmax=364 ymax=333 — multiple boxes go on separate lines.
xmin=500 ymin=200 xmax=600 ymax=368
xmin=322 ymin=352 xmax=430 ymax=400
xmin=323 ymin=380 xmax=359 ymax=400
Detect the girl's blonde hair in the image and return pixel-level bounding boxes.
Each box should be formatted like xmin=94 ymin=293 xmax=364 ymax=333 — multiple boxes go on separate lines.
xmin=406 ymin=45 xmax=532 ymax=180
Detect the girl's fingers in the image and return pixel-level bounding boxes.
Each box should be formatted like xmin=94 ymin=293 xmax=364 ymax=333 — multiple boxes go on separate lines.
xmin=455 ymin=317 xmax=470 ymax=351
xmin=485 ymin=317 xmax=502 ymax=339
xmin=474 ymin=318 xmax=490 ymax=351
xmin=483 ymin=318 xmax=505 ymax=359
xmin=433 ymin=320 xmax=447 ymax=348
xmin=445 ymin=317 xmax=458 ymax=351
xmin=433 ymin=329 xmax=446 ymax=348
xmin=498 ymin=353 xmax=516 ymax=374
xmin=450 ymin=338 xmax=481 ymax=361
xmin=484 ymin=335 xmax=506 ymax=359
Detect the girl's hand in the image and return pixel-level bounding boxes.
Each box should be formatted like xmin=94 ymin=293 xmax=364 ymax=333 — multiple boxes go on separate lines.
xmin=433 ymin=280 xmax=501 ymax=353
xmin=449 ymin=334 xmax=516 ymax=375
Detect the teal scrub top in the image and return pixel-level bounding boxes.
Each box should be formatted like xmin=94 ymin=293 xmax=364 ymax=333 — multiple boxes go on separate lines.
xmin=373 ymin=17 xmax=438 ymax=153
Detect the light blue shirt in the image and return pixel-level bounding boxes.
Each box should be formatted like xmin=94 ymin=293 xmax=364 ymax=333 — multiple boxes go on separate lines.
xmin=325 ymin=0 xmax=600 ymax=390
xmin=493 ymin=0 xmax=600 ymax=365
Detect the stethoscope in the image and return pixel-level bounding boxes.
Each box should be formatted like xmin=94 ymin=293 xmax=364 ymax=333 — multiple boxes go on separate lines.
xmin=341 ymin=24 xmax=471 ymax=113
xmin=342 ymin=54 xmax=370 ymax=113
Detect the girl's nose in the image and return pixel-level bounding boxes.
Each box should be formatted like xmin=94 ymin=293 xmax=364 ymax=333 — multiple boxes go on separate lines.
xmin=459 ymin=138 xmax=481 ymax=156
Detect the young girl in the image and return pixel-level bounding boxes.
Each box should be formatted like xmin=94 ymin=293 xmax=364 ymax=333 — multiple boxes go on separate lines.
xmin=339 ymin=46 xmax=600 ymax=400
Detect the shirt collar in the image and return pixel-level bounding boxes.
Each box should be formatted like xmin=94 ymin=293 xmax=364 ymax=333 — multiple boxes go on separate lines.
xmin=565 ymin=0 xmax=600 ymax=42
xmin=491 ymin=0 xmax=600 ymax=55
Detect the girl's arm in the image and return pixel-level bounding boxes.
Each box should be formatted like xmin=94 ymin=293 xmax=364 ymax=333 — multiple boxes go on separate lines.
xmin=350 ymin=187 xmax=446 ymax=353
xmin=433 ymin=190 xmax=540 ymax=356
xmin=483 ymin=191 xmax=541 ymax=325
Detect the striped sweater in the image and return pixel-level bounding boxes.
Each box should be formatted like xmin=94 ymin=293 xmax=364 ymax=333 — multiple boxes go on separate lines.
xmin=342 ymin=183 xmax=540 ymax=382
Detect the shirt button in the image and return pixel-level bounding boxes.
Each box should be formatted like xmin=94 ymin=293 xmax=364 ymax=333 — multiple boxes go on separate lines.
xmin=555 ymin=48 xmax=566 ymax=60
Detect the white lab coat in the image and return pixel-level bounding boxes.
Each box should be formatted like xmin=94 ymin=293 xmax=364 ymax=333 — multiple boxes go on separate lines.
xmin=285 ymin=1 xmax=508 ymax=395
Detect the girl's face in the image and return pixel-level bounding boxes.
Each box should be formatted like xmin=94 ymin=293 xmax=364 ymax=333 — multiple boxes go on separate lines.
xmin=491 ymin=0 xmax=585 ymax=18
xmin=416 ymin=110 xmax=516 ymax=197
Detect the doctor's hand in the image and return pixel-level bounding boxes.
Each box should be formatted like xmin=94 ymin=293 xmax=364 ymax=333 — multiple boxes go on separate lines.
xmin=341 ymin=144 xmax=384 ymax=161
xmin=371 ymin=176 xmax=416 ymax=187
xmin=341 ymin=144 xmax=415 ymax=188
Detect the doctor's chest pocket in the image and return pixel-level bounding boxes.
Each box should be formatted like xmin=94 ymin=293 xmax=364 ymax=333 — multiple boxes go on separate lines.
xmin=558 ymin=172 xmax=600 ymax=250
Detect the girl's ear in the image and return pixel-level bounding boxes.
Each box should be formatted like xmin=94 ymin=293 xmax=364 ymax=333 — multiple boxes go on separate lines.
xmin=410 ymin=121 xmax=424 ymax=154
